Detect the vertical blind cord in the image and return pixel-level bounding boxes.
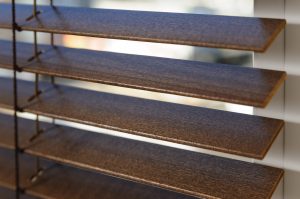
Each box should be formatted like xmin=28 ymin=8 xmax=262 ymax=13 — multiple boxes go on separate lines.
xmin=33 ymin=0 xmax=42 ymax=182
xmin=50 ymin=0 xmax=56 ymax=122
xmin=11 ymin=0 xmax=20 ymax=198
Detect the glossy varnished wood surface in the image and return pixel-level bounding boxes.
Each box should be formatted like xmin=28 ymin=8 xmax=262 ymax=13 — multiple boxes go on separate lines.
xmin=0 ymin=117 xmax=283 ymax=199
xmin=0 ymin=78 xmax=284 ymax=159
xmin=0 ymin=4 xmax=285 ymax=52
xmin=0 ymin=148 xmax=196 ymax=199
xmin=0 ymin=41 xmax=287 ymax=107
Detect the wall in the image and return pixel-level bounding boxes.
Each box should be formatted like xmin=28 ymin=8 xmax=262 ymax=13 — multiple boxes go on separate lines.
xmin=284 ymin=0 xmax=300 ymax=198
xmin=255 ymin=0 xmax=300 ymax=198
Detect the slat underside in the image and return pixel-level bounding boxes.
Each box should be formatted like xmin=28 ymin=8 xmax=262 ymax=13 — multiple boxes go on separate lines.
xmin=0 ymin=187 xmax=34 ymax=199
xmin=0 ymin=187 xmax=16 ymax=199
xmin=0 ymin=40 xmax=287 ymax=107
xmin=0 ymin=115 xmax=283 ymax=199
xmin=0 ymin=4 xmax=286 ymax=52
xmin=0 ymin=148 xmax=36 ymax=190
xmin=0 ymin=78 xmax=284 ymax=159
xmin=0 ymin=114 xmax=47 ymax=150
xmin=0 ymin=148 xmax=196 ymax=199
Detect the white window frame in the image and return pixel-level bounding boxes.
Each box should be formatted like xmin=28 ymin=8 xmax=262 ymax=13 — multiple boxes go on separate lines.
xmin=254 ymin=0 xmax=300 ymax=198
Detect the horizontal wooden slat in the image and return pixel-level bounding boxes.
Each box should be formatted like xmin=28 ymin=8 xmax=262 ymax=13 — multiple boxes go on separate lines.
xmin=0 ymin=114 xmax=49 ymax=150
xmin=0 ymin=78 xmax=284 ymax=159
xmin=26 ymin=164 xmax=196 ymax=199
xmin=0 ymin=119 xmax=36 ymax=199
xmin=0 ymin=148 xmax=195 ymax=199
xmin=0 ymin=116 xmax=283 ymax=199
xmin=0 ymin=187 xmax=15 ymax=199
xmin=0 ymin=4 xmax=286 ymax=52
xmin=0 ymin=187 xmax=34 ymax=199
xmin=0 ymin=41 xmax=286 ymax=107
xmin=0 ymin=148 xmax=36 ymax=191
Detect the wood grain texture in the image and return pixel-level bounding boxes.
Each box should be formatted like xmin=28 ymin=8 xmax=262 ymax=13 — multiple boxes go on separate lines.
xmin=0 ymin=78 xmax=284 ymax=159
xmin=0 ymin=148 xmax=196 ymax=199
xmin=0 ymin=4 xmax=286 ymax=52
xmin=0 ymin=40 xmax=287 ymax=107
xmin=0 ymin=117 xmax=283 ymax=199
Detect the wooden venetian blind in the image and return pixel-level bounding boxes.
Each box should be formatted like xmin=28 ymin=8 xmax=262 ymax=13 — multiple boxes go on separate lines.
xmin=0 ymin=1 xmax=286 ymax=199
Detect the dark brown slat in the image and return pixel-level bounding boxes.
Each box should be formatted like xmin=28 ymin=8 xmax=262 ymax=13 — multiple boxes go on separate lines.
xmin=26 ymin=164 xmax=197 ymax=199
xmin=0 ymin=114 xmax=49 ymax=150
xmin=0 ymin=138 xmax=36 ymax=199
xmin=0 ymin=148 xmax=196 ymax=199
xmin=0 ymin=78 xmax=284 ymax=159
xmin=0 ymin=115 xmax=284 ymax=199
xmin=0 ymin=187 xmax=16 ymax=199
xmin=0 ymin=187 xmax=34 ymax=199
xmin=27 ymin=125 xmax=284 ymax=199
xmin=0 ymin=4 xmax=286 ymax=52
xmin=0 ymin=41 xmax=287 ymax=107
xmin=0 ymin=187 xmax=15 ymax=199
xmin=0 ymin=149 xmax=36 ymax=191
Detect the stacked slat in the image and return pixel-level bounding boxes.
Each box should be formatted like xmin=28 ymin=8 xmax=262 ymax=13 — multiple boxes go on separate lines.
xmin=0 ymin=2 xmax=286 ymax=199
xmin=0 ymin=113 xmax=284 ymax=199
xmin=0 ymin=40 xmax=286 ymax=107
xmin=0 ymin=186 xmax=35 ymax=199
xmin=0 ymin=4 xmax=286 ymax=52
xmin=0 ymin=78 xmax=284 ymax=159
xmin=0 ymin=146 xmax=195 ymax=199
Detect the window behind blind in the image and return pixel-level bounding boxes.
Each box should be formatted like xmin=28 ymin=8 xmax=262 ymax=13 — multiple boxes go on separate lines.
xmin=0 ymin=1 xmax=286 ymax=199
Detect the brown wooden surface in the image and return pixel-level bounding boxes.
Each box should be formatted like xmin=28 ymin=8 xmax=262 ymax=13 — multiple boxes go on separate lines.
xmin=0 ymin=148 xmax=197 ymax=199
xmin=0 ymin=187 xmax=16 ymax=199
xmin=0 ymin=117 xmax=283 ymax=199
xmin=0 ymin=114 xmax=49 ymax=150
xmin=0 ymin=78 xmax=284 ymax=159
xmin=0 ymin=148 xmax=36 ymax=191
xmin=0 ymin=40 xmax=286 ymax=107
xmin=0 ymin=4 xmax=285 ymax=52
xmin=0 ymin=187 xmax=34 ymax=199
xmin=0 ymin=187 xmax=15 ymax=199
